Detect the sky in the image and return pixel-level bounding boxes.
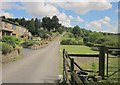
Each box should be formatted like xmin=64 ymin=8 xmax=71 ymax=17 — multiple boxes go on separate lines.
xmin=0 ymin=0 xmax=119 ymax=33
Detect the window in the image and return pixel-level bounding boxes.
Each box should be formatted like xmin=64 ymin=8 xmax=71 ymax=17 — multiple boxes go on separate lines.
xmin=12 ymin=25 xmax=16 ymax=29
xmin=5 ymin=22 xmax=8 ymax=28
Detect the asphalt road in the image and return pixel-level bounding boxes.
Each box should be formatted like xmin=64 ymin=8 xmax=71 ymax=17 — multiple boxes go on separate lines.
xmin=2 ymin=41 xmax=60 ymax=83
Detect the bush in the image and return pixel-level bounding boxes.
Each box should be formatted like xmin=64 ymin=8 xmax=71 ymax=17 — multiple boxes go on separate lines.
xmin=61 ymin=39 xmax=75 ymax=45
xmin=22 ymin=40 xmax=37 ymax=47
xmin=85 ymin=42 xmax=94 ymax=47
xmin=2 ymin=36 xmax=21 ymax=48
xmin=111 ymin=51 xmax=119 ymax=56
xmin=91 ymin=47 xmax=99 ymax=51
xmin=0 ymin=42 xmax=13 ymax=54
xmin=60 ymin=39 xmax=83 ymax=45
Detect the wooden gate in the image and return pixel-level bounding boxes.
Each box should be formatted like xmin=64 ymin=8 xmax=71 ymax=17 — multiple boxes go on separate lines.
xmin=62 ymin=46 xmax=120 ymax=84
xmin=62 ymin=46 xmax=106 ymax=84
xmin=106 ymin=47 xmax=120 ymax=82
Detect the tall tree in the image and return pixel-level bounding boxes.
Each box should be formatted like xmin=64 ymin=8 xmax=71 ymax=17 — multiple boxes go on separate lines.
xmin=52 ymin=15 xmax=61 ymax=31
xmin=42 ymin=16 xmax=52 ymax=31
xmin=72 ymin=26 xmax=81 ymax=38
xmin=26 ymin=18 xmax=35 ymax=35
xmin=19 ymin=18 xmax=26 ymax=27
xmin=35 ymin=18 xmax=39 ymax=34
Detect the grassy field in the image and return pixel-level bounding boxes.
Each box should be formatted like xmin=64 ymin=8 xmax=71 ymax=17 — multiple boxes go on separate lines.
xmin=59 ymin=45 xmax=98 ymax=75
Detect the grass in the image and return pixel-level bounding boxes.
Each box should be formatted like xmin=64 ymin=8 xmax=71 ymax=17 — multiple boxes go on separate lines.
xmin=60 ymin=45 xmax=98 ymax=54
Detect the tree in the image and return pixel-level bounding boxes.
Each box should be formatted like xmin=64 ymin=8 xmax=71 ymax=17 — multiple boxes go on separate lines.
xmin=88 ymin=32 xmax=104 ymax=43
xmin=26 ymin=18 xmax=35 ymax=35
xmin=42 ymin=16 xmax=52 ymax=31
xmin=51 ymin=15 xmax=61 ymax=31
xmin=35 ymin=18 xmax=39 ymax=34
xmin=41 ymin=16 xmax=61 ymax=32
xmin=72 ymin=26 xmax=81 ymax=38
xmin=19 ymin=18 xmax=26 ymax=27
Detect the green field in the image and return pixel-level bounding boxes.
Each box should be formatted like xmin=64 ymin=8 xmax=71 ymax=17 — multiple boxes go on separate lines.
xmin=60 ymin=45 xmax=98 ymax=54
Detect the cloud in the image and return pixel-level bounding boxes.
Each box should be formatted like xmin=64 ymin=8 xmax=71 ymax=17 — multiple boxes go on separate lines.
xmin=57 ymin=0 xmax=112 ymax=14
xmin=86 ymin=16 xmax=111 ymax=30
xmin=22 ymin=2 xmax=72 ymax=26
xmin=23 ymin=2 xmax=59 ymax=17
xmin=86 ymin=20 xmax=102 ymax=30
xmin=58 ymin=13 xmax=72 ymax=27
xmin=76 ymin=16 xmax=84 ymax=22
xmin=1 ymin=2 xmax=14 ymax=10
xmin=0 ymin=10 xmax=13 ymax=18
xmin=115 ymin=9 xmax=120 ymax=13
xmin=0 ymin=1 xmax=112 ymax=27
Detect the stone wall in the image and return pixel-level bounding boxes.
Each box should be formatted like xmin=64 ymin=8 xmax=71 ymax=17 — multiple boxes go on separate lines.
xmin=29 ymin=42 xmax=48 ymax=50
xmin=2 ymin=48 xmax=22 ymax=63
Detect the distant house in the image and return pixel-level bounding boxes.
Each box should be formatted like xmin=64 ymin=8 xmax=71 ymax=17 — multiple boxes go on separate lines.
xmin=0 ymin=18 xmax=32 ymax=39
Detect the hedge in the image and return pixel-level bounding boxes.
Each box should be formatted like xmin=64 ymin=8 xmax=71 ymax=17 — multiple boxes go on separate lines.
xmin=22 ymin=40 xmax=38 ymax=47
xmin=2 ymin=36 xmax=21 ymax=48
xmin=60 ymin=39 xmax=83 ymax=45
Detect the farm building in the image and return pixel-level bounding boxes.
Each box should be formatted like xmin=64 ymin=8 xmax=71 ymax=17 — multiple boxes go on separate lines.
xmin=0 ymin=17 xmax=32 ymax=39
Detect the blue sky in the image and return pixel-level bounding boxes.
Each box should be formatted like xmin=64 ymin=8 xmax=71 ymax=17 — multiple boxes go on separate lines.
xmin=1 ymin=1 xmax=119 ymax=33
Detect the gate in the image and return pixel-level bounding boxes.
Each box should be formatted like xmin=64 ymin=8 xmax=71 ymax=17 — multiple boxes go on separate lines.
xmin=62 ymin=46 xmax=106 ymax=84
xmin=106 ymin=47 xmax=120 ymax=82
xmin=62 ymin=46 xmax=120 ymax=84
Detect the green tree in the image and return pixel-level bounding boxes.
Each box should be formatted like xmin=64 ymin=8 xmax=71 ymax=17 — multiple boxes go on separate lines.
xmin=52 ymin=15 xmax=61 ymax=31
xmin=42 ymin=16 xmax=52 ymax=31
xmin=26 ymin=18 xmax=35 ymax=35
xmin=72 ymin=26 xmax=81 ymax=38
xmin=35 ymin=18 xmax=39 ymax=34
xmin=88 ymin=32 xmax=104 ymax=43
xmin=19 ymin=18 xmax=26 ymax=27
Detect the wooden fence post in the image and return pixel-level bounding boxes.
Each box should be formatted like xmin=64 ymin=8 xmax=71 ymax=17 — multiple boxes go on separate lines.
xmin=70 ymin=58 xmax=75 ymax=84
xmin=63 ymin=49 xmax=65 ymax=82
xmin=99 ymin=46 xmax=105 ymax=79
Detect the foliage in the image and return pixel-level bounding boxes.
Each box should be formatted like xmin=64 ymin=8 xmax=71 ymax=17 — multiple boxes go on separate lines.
xmin=91 ymin=47 xmax=99 ymax=51
xmin=35 ymin=18 xmax=40 ymax=34
xmin=26 ymin=18 xmax=36 ymax=35
xmin=71 ymin=25 xmax=81 ymax=38
xmin=88 ymin=32 xmax=104 ymax=43
xmin=60 ymin=39 xmax=83 ymax=45
xmin=38 ymin=29 xmax=51 ymax=39
xmin=22 ymin=40 xmax=37 ymax=47
xmin=85 ymin=42 xmax=94 ymax=47
xmin=42 ymin=15 xmax=61 ymax=32
xmin=91 ymin=62 xmax=97 ymax=75
xmin=2 ymin=36 xmax=21 ymax=48
xmin=0 ymin=42 xmax=13 ymax=54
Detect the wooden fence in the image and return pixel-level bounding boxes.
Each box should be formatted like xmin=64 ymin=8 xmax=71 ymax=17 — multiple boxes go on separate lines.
xmin=106 ymin=47 xmax=120 ymax=82
xmin=62 ymin=46 xmax=120 ymax=84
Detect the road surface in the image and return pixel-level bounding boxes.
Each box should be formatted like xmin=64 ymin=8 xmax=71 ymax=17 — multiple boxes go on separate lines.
xmin=2 ymin=41 xmax=60 ymax=83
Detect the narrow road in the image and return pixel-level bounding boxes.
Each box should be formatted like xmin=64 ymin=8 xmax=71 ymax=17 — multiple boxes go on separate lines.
xmin=2 ymin=41 xmax=60 ymax=83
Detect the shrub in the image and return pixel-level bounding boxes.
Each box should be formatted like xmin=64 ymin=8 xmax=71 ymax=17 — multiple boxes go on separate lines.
xmin=2 ymin=36 xmax=21 ymax=48
xmin=77 ymin=41 xmax=83 ymax=45
xmin=22 ymin=40 xmax=37 ymax=47
xmin=111 ymin=51 xmax=119 ymax=56
xmin=85 ymin=42 xmax=94 ymax=47
xmin=60 ymin=39 xmax=83 ymax=45
xmin=61 ymin=39 xmax=75 ymax=45
xmin=91 ymin=47 xmax=99 ymax=51
xmin=0 ymin=42 xmax=13 ymax=54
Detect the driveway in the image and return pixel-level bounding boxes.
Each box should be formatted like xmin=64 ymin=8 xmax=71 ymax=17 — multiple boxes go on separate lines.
xmin=2 ymin=41 xmax=60 ymax=83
